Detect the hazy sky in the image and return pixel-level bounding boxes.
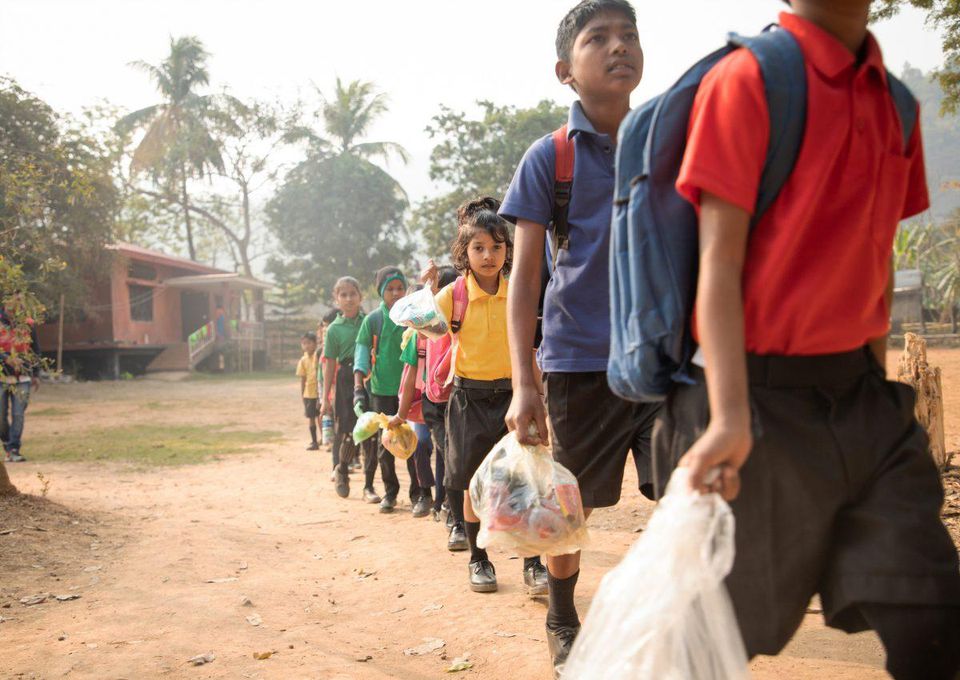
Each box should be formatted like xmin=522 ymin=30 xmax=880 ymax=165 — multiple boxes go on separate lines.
xmin=0 ymin=0 xmax=946 ymax=204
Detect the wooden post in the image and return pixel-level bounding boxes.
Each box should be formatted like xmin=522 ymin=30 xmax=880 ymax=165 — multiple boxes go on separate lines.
xmin=56 ymin=292 xmax=65 ymax=374
xmin=897 ymin=332 xmax=949 ymax=469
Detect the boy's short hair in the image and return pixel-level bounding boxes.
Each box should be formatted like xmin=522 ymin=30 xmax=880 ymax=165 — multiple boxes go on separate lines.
xmin=437 ymin=265 xmax=459 ymax=289
xmin=556 ymin=0 xmax=637 ymax=62
xmin=301 ymin=331 xmax=317 ymax=343
xmin=321 ymin=309 xmax=339 ymax=325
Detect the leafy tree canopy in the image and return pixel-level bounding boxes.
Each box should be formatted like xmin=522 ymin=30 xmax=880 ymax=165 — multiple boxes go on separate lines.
xmin=412 ymin=100 xmax=567 ymax=259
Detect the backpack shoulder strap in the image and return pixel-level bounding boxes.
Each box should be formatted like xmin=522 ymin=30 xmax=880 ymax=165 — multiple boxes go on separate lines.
xmin=550 ymin=125 xmax=575 ymax=265
xmin=886 ymin=71 xmax=918 ymax=154
xmin=367 ymin=308 xmax=384 ymax=362
xmin=728 ymin=26 xmax=807 ymax=222
xmin=449 ymin=276 xmax=469 ymax=334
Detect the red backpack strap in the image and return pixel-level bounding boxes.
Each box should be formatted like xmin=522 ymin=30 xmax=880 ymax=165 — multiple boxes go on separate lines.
xmin=449 ymin=276 xmax=469 ymax=334
xmin=550 ymin=125 xmax=575 ymax=265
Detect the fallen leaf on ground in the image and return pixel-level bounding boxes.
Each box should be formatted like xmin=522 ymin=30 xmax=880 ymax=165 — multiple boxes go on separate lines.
xmin=204 ymin=577 xmax=238 ymax=584
xmin=82 ymin=566 xmax=102 ymax=573
xmin=246 ymin=614 xmax=262 ymax=626
xmin=239 ymin=596 xmax=253 ymax=607
xmin=350 ymin=535 xmax=367 ymax=541
xmin=356 ymin=655 xmax=373 ymax=662
xmin=238 ymin=562 xmax=248 ymax=570
xmin=252 ymin=650 xmax=274 ymax=660
xmin=447 ymin=659 xmax=474 ymax=673
xmin=55 ymin=594 xmax=81 ymax=602
xmin=24 ymin=525 xmax=47 ymax=532
xmin=404 ymin=638 xmax=445 ymax=656
xmin=188 ymin=653 xmax=215 ymax=666
xmin=0 ymin=615 xmax=8 ymax=623
xmin=389 ymin=607 xmax=406 ymax=614
xmin=20 ymin=594 xmax=49 ymax=606
xmin=355 ymin=569 xmax=377 ymax=580
xmin=421 ymin=603 xmax=443 ymax=614
xmin=494 ymin=631 xmax=516 ymax=638
xmin=0 ymin=528 xmax=17 ymax=536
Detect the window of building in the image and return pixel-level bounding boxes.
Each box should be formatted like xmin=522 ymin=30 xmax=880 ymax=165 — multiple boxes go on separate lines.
xmin=129 ymin=284 xmax=154 ymax=322
xmin=128 ymin=261 xmax=157 ymax=280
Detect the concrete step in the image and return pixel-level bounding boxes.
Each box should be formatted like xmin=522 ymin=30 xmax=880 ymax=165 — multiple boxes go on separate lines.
xmin=146 ymin=343 xmax=190 ymax=372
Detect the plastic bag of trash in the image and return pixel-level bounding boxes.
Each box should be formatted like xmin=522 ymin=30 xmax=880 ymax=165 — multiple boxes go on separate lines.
xmin=469 ymin=432 xmax=588 ymax=557
xmin=562 ymin=467 xmax=749 ymax=680
xmin=389 ymin=287 xmax=449 ymax=340
xmin=353 ymin=405 xmax=386 ymax=445
xmin=381 ymin=422 xmax=417 ymax=460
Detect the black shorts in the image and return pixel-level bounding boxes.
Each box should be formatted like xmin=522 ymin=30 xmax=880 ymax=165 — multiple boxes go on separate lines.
xmin=422 ymin=397 xmax=448 ymax=461
xmin=653 ymin=349 xmax=960 ymax=656
xmin=303 ymin=397 xmax=319 ymax=419
xmin=444 ymin=378 xmax=511 ymax=491
xmin=545 ymin=372 xmax=660 ymax=508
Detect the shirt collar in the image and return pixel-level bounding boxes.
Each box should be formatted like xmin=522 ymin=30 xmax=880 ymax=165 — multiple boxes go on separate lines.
xmin=567 ymin=100 xmax=601 ymax=139
xmin=780 ymin=12 xmax=886 ymax=84
xmin=465 ymin=272 xmax=508 ymax=302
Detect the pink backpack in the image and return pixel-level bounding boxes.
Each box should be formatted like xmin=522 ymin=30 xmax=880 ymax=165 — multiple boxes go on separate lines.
xmin=400 ymin=277 xmax=469 ymax=412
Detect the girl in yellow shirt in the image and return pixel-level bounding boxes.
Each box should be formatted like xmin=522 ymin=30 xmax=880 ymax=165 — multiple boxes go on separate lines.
xmin=433 ymin=197 xmax=547 ymax=596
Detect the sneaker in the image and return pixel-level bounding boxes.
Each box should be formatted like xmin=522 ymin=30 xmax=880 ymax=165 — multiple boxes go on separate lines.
xmin=5 ymin=451 xmax=25 ymax=463
xmin=445 ymin=508 xmax=455 ymax=530
xmin=447 ymin=523 xmax=468 ymax=552
xmin=546 ymin=624 xmax=580 ymax=678
xmin=379 ymin=496 xmax=397 ymax=514
xmin=363 ymin=487 xmax=381 ymax=504
xmin=468 ymin=559 xmax=497 ymax=593
xmin=411 ymin=496 xmax=431 ymax=518
xmin=335 ymin=470 xmax=350 ymax=499
xmin=306 ymin=442 xmax=320 ymax=451
xmin=523 ymin=560 xmax=548 ymax=596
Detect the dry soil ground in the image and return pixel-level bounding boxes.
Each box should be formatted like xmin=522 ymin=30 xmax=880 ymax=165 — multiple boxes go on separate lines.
xmin=1 ymin=349 xmax=958 ymax=680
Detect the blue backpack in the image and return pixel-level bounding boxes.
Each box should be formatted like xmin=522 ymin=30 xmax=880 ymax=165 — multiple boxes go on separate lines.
xmin=607 ymin=26 xmax=918 ymax=403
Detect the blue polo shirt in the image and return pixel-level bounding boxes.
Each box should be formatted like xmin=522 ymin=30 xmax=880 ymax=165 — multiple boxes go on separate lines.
xmin=500 ymin=101 xmax=616 ymax=373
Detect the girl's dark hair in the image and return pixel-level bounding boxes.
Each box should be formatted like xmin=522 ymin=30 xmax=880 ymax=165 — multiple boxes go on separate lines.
xmin=332 ymin=276 xmax=361 ymax=297
xmin=437 ymin=265 xmax=459 ymax=288
xmin=302 ymin=331 xmax=317 ymax=342
xmin=451 ymin=197 xmax=514 ymax=276
xmin=321 ymin=309 xmax=339 ymax=325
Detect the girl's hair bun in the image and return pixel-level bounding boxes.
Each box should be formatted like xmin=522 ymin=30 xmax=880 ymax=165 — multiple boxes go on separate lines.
xmin=456 ymin=196 xmax=501 ymax=225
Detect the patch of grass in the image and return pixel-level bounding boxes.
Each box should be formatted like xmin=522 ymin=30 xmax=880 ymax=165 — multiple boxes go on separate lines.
xmin=25 ymin=424 xmax=283 ymax=466
xmin=29 ymin=407 xmax=75 ymax=417
xmin=141 ymin=401 xmax=171 ymax=411
xmin=189 ymin=371 xmax=290 ymax=382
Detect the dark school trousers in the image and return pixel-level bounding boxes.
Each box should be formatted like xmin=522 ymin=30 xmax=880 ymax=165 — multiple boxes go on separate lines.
xmin=371 ymin=394 xmax=402 ymax=502
xmin=422 ymin=397 xmax=448 ymax=511
xmin=653 ymin=348 xmax=960 ymax=662
xmin=333 ymin=363 xmax=377 ymax=489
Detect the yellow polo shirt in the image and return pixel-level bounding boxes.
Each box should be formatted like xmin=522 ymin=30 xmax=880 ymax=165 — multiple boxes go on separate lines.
xmin=296 ymin=352 xmax=320 ymax=399
xmin=436 ymin=273 xmax=511 ymax=381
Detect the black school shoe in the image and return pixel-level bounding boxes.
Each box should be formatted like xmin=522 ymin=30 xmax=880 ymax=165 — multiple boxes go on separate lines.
xmin=411 ymin=495 xmax=431 ymax=518
xmin=363 ymin=487 xmax=381 ymax=504
xmin=468 ymin=559 xmax=497 ymax=593
xmin=335 ymin=469 xmax=349 ymax=499
xmin=447 ymin=523 xmax=468 ymax=552
xmin=546 ymin=623 xmax=580 ymax=678
xmin=379 ymin=496 xmax=397 ymax=514
xmin=523 ymin=560 xmax=548 ymax=596
xmin=306 ymin=441 xmax=320 ymax=451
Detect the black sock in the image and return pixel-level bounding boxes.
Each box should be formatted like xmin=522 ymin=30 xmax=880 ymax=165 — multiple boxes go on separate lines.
xmin=464 ymin=521 xmax=488 ymax=563
xmin=546 ymin=570 xmax=580 ymax=630
xmin=446 ymin=489 xmax=465 ymax=524
xmin=523 ymin=556 xmax=542 ymax=571
xmin=309 ymin=424 xmax=317 ymax=444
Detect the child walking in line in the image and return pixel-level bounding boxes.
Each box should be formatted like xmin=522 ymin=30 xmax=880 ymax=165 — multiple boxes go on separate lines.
xmin=353 ymin=266 xmax=409 ymax=514
xmin=321 ymin=277 xmax=378 ymax=501
xmin=317 ymin=308 xmax=339 ymax=473
xmin=656 ymin=2 xmax=960 ymax=679
xmin=439 ymin=197 xmax=547 ymax=595
xmin=296 ymin=332 xmax=321 ymax=451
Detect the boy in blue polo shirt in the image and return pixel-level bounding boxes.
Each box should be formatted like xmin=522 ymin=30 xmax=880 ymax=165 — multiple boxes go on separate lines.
xmin=501 ymin=0 xmax=657 ymax=672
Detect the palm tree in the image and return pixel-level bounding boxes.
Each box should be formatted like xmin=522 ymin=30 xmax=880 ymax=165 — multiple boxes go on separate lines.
xmin=287 ymin=78 xmax=409 ymax=196
xmin=118 ymin=36 xmax=230 ymax=260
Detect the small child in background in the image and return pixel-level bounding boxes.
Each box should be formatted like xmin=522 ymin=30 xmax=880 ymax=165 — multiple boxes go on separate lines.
xmin=296 ymin=331 xmax=321 ymax=451
xmin=317 ymin=308 xmax=340 ymax=455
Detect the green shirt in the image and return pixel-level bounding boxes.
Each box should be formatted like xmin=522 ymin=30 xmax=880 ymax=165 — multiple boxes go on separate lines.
xmin=355 ymin=302 xmax=405 ymax=397
xmin=323 ymin=313 xmax=364 ymax=364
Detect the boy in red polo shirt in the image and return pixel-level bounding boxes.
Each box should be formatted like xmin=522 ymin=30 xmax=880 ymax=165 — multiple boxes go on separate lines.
xmin=655 ymin=1 xmax=960 ymax=678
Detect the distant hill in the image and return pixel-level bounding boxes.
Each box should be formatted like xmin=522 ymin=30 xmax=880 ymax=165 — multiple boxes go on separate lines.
xmin=901 ymin=65 xmax=960 ymax=221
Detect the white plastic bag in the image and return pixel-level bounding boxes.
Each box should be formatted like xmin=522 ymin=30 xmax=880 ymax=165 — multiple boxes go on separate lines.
xmin=562 ymin=468 xmax=749 ymax=680
xmin=469 ymin=432 xmax=589 ymax=557
xmin=389 ymin=287 xmax=449 ymax=339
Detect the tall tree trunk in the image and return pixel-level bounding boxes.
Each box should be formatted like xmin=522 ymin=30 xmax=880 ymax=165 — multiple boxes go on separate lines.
xmin=0 ymin=461 xmax=18 ymax=497
xmin=180 ymin=165 xmax=197 ymax=261
xmin=240 ymin=183 xmax=265 ymax=322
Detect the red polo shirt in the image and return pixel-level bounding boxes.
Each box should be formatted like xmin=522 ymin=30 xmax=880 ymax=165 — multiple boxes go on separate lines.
xmin=676 ymin=12 xmax=929 ymax=356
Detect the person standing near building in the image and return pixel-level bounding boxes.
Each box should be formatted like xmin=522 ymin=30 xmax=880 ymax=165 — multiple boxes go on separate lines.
xmin=0 ymin=295 xmax=41 ymax=463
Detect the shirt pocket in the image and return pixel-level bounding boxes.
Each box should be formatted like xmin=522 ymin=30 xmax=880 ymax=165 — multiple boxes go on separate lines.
xmin=869 ymin=151 xmax=911 ymax=251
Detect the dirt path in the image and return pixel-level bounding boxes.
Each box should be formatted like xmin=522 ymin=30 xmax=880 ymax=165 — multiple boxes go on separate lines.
xmin=2 ymin=348 xmax=954 ymax=679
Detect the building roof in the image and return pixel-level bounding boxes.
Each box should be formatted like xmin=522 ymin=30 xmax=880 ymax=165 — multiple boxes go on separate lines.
xmin=164 ymin=273 xmax=273 ymax=292
xmin=107 ymin=242 xmax=224 ymax=275
xmin=894 ymin=269 xmax=922 ymax=293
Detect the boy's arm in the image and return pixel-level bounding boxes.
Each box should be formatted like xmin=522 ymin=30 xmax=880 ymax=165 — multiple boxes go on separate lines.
xmin=867 ymin=257 xmax=894 ymax=375
xmin=321 ymin=357 xmax=337 ymax=414
xmin=680 ymin=192 xmax=753 ymax=501
xmin=505 ymin=220 xmax=549 ymax=445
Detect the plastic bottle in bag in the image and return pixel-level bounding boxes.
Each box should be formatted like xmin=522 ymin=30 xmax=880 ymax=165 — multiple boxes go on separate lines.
xmin=469 ymin=432 xmax=589 ymax=557
xmin=561 ymin=467 xmax=749 ymax=680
